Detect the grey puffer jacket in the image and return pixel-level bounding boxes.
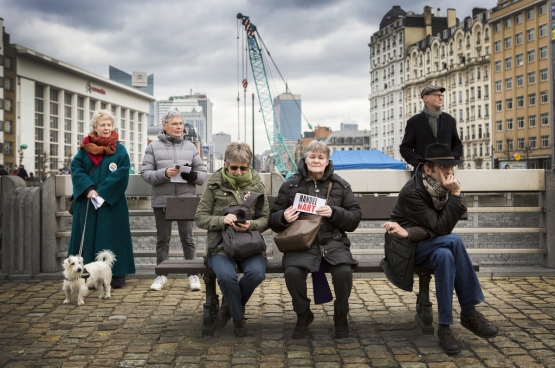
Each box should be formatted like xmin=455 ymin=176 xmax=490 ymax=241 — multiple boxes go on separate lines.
xmin=268 ymin=159 xmax=361 ymax=272
xmin=140 ymin=131 xmax=207 ymax=208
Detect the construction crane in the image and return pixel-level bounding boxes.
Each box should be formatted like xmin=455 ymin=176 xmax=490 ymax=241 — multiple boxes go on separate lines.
xmin=237 ymin=13 xmax=298 ymax=177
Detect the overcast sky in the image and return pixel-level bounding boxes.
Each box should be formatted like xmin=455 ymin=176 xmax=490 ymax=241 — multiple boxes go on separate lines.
xmin=1 ymin=0 xmax=492 ymax=153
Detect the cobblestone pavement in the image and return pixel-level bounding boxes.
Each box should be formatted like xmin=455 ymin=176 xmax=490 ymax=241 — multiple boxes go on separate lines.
xmin=1 ymin=276 xmax=555 ymax=368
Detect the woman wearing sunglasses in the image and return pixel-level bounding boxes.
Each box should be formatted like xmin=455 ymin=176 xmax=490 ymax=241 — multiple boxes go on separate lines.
xmin=194 ymin=142 xmax=269 ymax=337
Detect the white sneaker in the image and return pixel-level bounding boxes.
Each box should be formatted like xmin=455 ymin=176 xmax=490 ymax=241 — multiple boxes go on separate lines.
xmin=150 ymin=275 xmax=167 ymax=291
xmin=189 ymin=275 xmax=202 ymax=291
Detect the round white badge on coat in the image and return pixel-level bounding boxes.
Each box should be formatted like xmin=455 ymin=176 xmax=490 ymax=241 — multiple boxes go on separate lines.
xmin=109 ymin=163 xmax=117 ymax=172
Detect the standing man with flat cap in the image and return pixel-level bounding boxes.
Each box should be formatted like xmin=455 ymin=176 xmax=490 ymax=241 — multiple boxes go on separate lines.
xmin=400 ymin=85 xmax=463 ymax=171
xmin=381 ymin=143 xmax=498 ymax=355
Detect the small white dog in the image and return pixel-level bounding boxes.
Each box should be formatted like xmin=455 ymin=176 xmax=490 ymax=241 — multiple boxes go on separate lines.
xmin=62 ymin=250 xmax=116 ymax=306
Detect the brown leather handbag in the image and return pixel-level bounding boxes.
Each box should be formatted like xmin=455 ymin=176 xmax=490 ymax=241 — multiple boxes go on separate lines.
xmin=273 ymin=182 xmax=332 ymax=253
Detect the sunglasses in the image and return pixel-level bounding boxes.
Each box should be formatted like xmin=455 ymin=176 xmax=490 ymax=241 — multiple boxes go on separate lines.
xmin=228 ymin=165 xmax=249 ymax=172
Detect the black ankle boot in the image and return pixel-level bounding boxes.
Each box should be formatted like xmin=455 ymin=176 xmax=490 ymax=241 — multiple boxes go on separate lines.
xmin=233 ymin=318 xmax=247 ymax=337
xmin=292 ymin=309 xmax=314 ymax=339
xmin=334 ymin=308 xmax=349 ymax=338
xmin=217 ymin=297 xmax=231 ymax=328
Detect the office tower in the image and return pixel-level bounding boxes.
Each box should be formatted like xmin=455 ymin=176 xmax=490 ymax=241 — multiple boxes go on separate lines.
xmin=274 ymin=90 xmax=302 ymax=142
xmin=109 ymin=66 xmax=155 ymax=126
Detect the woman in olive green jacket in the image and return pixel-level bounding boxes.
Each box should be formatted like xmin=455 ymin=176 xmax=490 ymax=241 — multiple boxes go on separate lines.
xmin=194 ymin=142 xmax=269 ymax=337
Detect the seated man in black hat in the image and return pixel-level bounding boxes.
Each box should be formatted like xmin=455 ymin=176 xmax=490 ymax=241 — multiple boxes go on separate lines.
xmin=380 ymin=143 xmax=498 ymax=355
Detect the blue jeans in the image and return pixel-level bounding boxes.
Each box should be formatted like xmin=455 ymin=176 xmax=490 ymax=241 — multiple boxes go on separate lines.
xmin=207 ymin=254 xmax=266 ymax=321
xmin=414 ymin=234 xmax=484 ymax=325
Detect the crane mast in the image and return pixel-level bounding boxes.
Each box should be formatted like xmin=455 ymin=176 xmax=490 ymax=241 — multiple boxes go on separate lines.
xmin=237 ymin=13 xmax=298 ymax=177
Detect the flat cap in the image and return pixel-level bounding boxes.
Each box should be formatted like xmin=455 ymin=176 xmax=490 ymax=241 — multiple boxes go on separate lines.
xmin=421 ymin=85 xmax=446 ymax=98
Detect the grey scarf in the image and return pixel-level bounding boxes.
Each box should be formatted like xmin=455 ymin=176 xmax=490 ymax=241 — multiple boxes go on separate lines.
xmin=423 ymin=105 xmax=442 ymax=138
xmin=421 ymin=170 xmax=450 ymax=210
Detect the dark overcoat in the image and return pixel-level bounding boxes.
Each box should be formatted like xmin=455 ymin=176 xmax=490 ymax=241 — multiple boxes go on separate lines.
xmin=380 ymin=166 xmax=466 ymax=291
xmin=399 ymin=111 xmax=463 ymax=168
xmin=268 ymin=160 xmax=361 ymax=272
xmin=68 ymin=142 xmax=136 ymax=277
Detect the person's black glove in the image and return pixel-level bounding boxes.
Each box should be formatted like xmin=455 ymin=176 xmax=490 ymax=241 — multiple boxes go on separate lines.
xmin=180 ymin=165 xmax=198 ymax=182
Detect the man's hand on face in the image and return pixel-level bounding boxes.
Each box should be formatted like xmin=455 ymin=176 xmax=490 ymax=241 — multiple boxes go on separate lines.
xmin=440 ymin=172 xmax=461 ymax=195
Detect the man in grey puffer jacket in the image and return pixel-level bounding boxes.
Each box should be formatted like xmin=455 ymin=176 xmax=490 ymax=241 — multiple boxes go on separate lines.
xmin=141 ymin=110 xmax=207 ymax=291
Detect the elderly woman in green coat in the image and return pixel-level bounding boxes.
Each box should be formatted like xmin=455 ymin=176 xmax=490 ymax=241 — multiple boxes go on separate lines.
xmin=68 ymin=110 xmax=135 ymax=288
xmin=194 ymin=142 xmax=269 ymax=337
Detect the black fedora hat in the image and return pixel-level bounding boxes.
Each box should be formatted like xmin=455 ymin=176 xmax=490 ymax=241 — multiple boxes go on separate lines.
xmin=417 ymin=143 xmax=463 ymax=166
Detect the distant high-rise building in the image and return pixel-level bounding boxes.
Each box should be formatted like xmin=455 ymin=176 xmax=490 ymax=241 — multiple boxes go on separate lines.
xmin=154 ymin=93 xmax=213 ymax=144
xmin=109 ymin=66 xmax=154 ymax=126
xmin=212 ymin=132 xmax=231 ymax=161
xmin=340 ymin=121 xmax=358 ymax=131
xmin=274 ymin=88 xmax=301 ymax=142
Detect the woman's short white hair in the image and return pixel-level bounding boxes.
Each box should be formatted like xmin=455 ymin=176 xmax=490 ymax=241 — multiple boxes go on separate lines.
xmin=90 ymin=110 xmax=115 ymax=132
xmin=303 ymin=140 xmax=330 ymax=160
xmin=163 ymin=110 xmax=182 ymax=124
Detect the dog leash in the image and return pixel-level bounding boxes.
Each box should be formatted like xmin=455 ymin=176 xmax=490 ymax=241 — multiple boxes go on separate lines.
xmin=78 ymin=199 xmax=91 ymax=282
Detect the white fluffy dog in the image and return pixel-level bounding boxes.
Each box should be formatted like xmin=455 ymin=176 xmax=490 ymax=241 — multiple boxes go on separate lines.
xmin=62 ymin=250 xmax=116 ymax=306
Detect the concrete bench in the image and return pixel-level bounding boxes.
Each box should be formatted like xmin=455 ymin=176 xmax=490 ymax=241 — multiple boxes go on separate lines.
xmin=156 ymin=196 xmax=478 ymax=337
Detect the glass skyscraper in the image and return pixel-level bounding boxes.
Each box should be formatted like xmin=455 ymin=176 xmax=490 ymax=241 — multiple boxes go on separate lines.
xmin=109 ymin=66 xmax=155 ymax=126
xmin=274 ymin=92 xmax=301 ymax=142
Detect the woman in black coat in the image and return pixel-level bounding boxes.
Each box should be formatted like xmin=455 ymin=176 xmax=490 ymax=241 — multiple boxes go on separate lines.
xmin=269 ymin=141 xmax=361 ymax=339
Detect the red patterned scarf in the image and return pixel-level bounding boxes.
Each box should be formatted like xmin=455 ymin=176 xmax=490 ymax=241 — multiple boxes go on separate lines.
xmin=80 ymin=130 xmax=119 ymax=166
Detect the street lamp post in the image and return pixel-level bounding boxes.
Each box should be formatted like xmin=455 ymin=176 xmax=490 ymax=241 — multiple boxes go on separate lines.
xmin=18 ymin=144 xmax=28 ymax=167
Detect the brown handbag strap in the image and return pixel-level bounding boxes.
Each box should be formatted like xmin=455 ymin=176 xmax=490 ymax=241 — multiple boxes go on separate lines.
xmin=324 ymin=181 xmax=332 ymax=204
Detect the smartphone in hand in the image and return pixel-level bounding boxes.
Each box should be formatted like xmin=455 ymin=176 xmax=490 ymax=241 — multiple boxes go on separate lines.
xmin=234 ymin=220 xmax=247 ymax=225
xmin=174 ymin=164 xmax=180 ymax=169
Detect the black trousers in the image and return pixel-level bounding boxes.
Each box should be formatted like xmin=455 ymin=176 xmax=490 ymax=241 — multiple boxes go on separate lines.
xmin=284 ymin=262 xmax=353 ymax=315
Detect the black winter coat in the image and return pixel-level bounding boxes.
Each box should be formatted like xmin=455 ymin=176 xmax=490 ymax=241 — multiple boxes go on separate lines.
xmin=380 ymin=166 xmax=467 ymax=291
xmin=400 ymin=111 xmax=463 ymax=168
xmin=269 ymin=160 xmax=361 ymax=272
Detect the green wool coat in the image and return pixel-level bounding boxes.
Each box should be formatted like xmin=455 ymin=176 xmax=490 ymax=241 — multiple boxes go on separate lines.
xmin=68 ymin=142 xmax=136 ymax=277
xmin=194 ymin=168 xmax=270 ymax=257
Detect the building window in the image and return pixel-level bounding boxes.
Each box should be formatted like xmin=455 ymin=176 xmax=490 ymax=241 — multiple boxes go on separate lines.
xmin=506 ymin=99 xmax=513 ymax=110
xmin=505 ymin=57 xmax=512 ymax=69
xmin=4 ymin=99 xmax=13 ymax=112
xmin=529 ymin=94 xmax=536 ymax=106
xmin=507 ymin=118 xmax=513 ymax=130
xmin=504 ymin=37 xmax=512 ymax=49
xmin=527 ymin=50 xmax=535 ymax=63
xmin=496 ymin=120 xmax=502 ymax=131
xmin=496 ymin=101 xmax=502 ymax=112
xmin=530 ymin=137 xmax=537 ymax=149
xmin=517 ymin=96 xmax=524 ymax=108
xmin=528 ymin=72 xmax=536 ymax=84
xmin=542 ymin=135 xmax=549 ymax=148
xmin=495 ymin=80 xmax=502 ymax=92
xmin=539 ymin=24 xmax=547 ymax=38
xmin=517 ymin=117 xmax=524 ymax=129
xmin=4 ymin=120 xmax=13 ymax=134
xmin=516 ymin=74 xmax=524 ymax=87
xmin=494 ymin=23 xmax=501 ymax=33
xmin=518 ymin=138 xmax=525 ymax=150
xmin=4 ymin=56 xmax=12 ymax=70
xmin=497 ymin=140 xmax=503 ymax=151
xmin=4 ymin=77 xmax=13 ymax=91
xmin=541 ymin=113 xmax=549 ymax=125
xmin=540 ymin=46 xmax=548 ymax=59
xmin=505 ymin=18 xmax=512 ymax=28
xmin=506 ymin=78 xmax=513 ymax=90
xmin=516 ymin=13 xmax=523 ymax=24
xmin=508 ymin=140 xmax=514 ymax=151
xmin=529 ymin=115 xmax=537 ymax=127
xmin=527 ymin=8 xmax=534 ymax=20
xmin=539 ymin=4 xmax=546 ymax=15
xmin=527 ymin=28 xmax=535 ymax=41
xmin=494 ymin=41 xmax=501 ymax=52
xmin=495 ymin=60 xmax=501 ymax=72
xmin=540 ymin=68 xmax=548 ymax=82
xmin=541 ymin=91 xmax=548 ymax=104
xmin=4 ymin=141 xmax=13 ymax=155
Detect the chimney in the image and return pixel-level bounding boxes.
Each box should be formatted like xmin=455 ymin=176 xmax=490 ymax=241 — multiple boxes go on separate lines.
xmin=447 ymin=8 xmax=456 ymax=28
xmin=437 ymin=8 xmax=441 ymax=17
xmin=424 ymin=6 xmax=433 ymax=36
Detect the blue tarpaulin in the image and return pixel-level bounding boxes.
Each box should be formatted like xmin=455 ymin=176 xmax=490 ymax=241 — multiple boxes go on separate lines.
xmin=330 ymin=150 xmax=406 ymax=170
